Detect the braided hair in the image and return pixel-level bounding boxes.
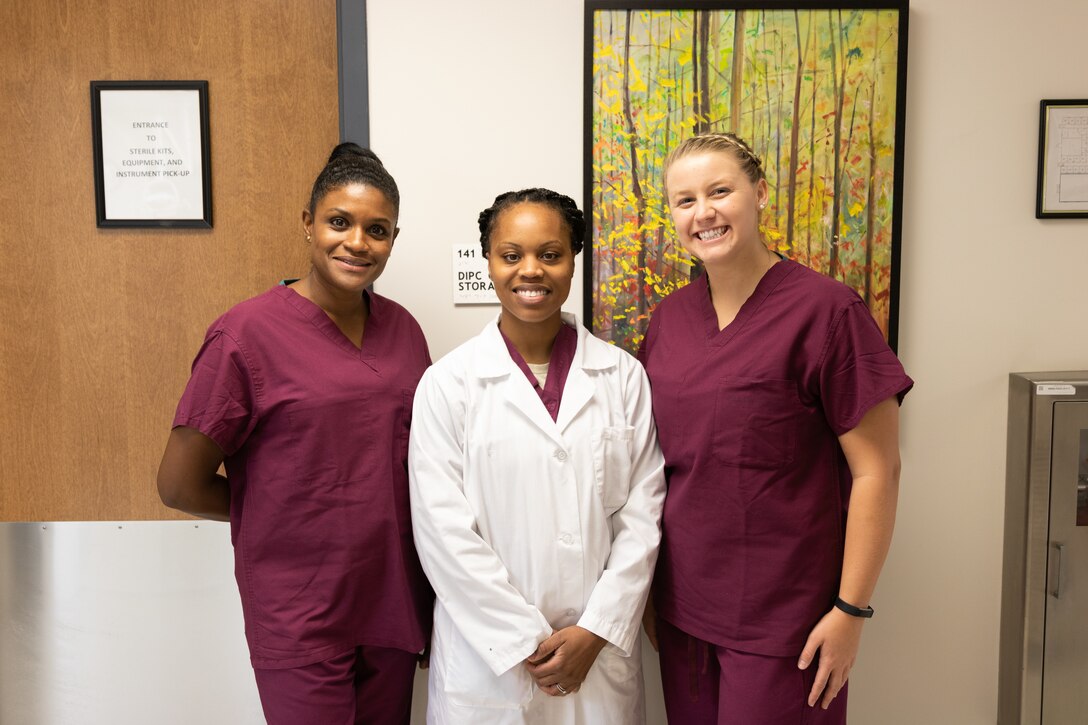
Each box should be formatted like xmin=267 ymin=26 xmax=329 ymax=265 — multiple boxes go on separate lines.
xmin=663 ymin=133 xmax=765 ymax=191
xmin=308 ymin=142 xmax=400 ymax=215
xmin=477 ymin=188 xmax=585 ymax=257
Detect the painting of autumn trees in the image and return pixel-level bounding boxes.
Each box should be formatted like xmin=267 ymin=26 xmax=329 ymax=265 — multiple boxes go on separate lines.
xmin=586 ymin=4 xmax=907 ymax=352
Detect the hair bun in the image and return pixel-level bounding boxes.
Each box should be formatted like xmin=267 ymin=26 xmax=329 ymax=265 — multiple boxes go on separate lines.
xmin=327 ymin=142 xmax=382 ymax=166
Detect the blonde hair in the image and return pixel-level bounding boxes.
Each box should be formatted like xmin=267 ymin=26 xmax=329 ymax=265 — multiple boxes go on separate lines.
xmin=663 ymin=133 xmax=765 ymax=191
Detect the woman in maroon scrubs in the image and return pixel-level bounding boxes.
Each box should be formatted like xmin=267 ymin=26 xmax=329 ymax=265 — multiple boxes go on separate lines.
xmin=639 ymin=133 xmax=912 ymax=724
xmin=157 ymin=143 xmax=431 ymax=724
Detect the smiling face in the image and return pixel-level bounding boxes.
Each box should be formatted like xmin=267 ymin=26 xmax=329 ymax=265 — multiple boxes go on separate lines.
xmin=665 ymin=150 xmax=768 ymax=268
xmin=301 ymin=182 xmax=398 ymax=300
xmin=486 ymin=202 xmax=574 ymax=329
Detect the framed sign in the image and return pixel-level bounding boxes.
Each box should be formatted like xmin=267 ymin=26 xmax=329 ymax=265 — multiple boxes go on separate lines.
xmin=90 ymin=80 xmax=212 ymax=228
xmin=1036 ymin=99 xmax=1088 ymax=219
xmin=584 ymin=1 xmax=909 ymax=352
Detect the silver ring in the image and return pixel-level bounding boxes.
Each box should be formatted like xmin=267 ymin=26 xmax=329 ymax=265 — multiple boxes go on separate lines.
xmin=556 ymin=683 xmax=569 ymax=695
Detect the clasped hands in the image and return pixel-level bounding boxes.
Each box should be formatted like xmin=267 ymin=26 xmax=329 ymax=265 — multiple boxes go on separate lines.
xmin=524 ymin=625 xmax=606 ymax=697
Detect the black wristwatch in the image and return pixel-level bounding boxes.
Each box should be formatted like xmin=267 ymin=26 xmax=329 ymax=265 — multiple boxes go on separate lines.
xmin=833 ymin=596 xmax=874 ymax=618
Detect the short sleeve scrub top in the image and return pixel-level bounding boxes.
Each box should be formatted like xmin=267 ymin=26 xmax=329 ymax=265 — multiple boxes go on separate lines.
xmin=639 ymin=259 xmax=913 ymax=656
xmin=173 ymin=285 xmax=433 ymax=669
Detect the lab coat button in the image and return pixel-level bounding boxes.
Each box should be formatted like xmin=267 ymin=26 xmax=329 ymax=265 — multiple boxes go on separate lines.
xmin=554 ymin=449 xmax=568 ymax=461
xmin=560 ymin=533 xmax=573 ymax=545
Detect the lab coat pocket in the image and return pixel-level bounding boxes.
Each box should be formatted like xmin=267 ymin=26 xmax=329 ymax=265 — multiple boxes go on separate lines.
xmin=592 ymin=426 xmax=635 ymax=512
xmin=440 ymin=614 xmax=534 ymax=709
xmin=712 ymin=378 xmax=799 ymax=470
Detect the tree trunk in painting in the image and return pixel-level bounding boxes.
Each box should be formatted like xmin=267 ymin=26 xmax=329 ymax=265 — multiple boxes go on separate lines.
xmin=772 ymin=16 xmax=784 ymax=212
xmin=806 ymin=18 xmax=818 ymax=267
xmin=621 ymin=10 xmax=648 ymax=336
xmin=731 ymin=10 xmax=746 ymax=131
xmin=690 ymin=10 xmax=711 ymax=280
xmin=842 ymin=88 xmax=860 ymax=285
xmin=694 ymin=10 xmax=711 ymax=134
xmin=827 ymin=10 xmax=845 ymax=280
xmin=864 ymin=13 xmax=881 ymax=303
xmin=759 ymin=11 xmax=775 ymax=200
xmin=786 ymin=11 xmax=806 ymax=254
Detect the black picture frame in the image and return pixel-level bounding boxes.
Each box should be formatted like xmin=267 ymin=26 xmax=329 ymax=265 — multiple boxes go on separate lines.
xmin=1036 ymin=99 xmax=1088 ymax=219
xmin=90 ymin=80 xmax=212 ymax=228
xmin=584 ymin=1 xmax=909 ymax=353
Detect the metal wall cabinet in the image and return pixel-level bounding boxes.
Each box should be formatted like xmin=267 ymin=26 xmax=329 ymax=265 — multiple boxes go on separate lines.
xmin=999 ymin=372 xmax=1088 ymax=724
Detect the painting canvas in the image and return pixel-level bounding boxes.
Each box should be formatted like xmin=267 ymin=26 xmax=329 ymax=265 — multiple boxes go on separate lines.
xmin=584 ymin=1 xmax=909 ymax=352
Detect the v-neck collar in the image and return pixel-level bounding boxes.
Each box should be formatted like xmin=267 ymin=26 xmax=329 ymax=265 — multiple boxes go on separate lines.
xmin=275 ymin=285 xmax=382 ymax=371
xmin=699 ymin=259 xmax=794 ymax=347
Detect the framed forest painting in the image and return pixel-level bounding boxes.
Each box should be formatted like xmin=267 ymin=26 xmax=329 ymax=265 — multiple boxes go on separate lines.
xmin=584 ymin=1 xmax=909 ymax=352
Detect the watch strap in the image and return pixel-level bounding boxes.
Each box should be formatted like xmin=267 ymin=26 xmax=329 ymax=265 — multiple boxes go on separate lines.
xmin=834 ymin=596 xmax=874 ymax=618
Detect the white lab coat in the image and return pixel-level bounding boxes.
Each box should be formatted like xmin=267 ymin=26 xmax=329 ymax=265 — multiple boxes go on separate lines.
xmin=409 ymin=314 xmax=665 ymax=725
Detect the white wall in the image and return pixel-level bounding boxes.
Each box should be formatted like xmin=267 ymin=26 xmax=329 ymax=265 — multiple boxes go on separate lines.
xmin=370 ymin=1 xmax=1088 ymax=723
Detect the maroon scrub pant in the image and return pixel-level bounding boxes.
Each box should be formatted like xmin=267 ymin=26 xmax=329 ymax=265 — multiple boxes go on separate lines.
xmin=253 ymin=645 xmax=417 ymax=725
xmin=657 ymin=618 xmax=847 ymax=725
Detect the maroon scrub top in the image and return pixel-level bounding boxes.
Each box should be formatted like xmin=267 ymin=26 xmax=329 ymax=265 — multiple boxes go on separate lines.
xmin=174 ymin=285 xmax=433 ymax=669
xmin=639 ymin=260 xmax=912 ymax=657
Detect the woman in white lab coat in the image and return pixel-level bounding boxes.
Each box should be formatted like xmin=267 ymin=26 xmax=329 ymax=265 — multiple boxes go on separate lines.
xmin=409 ymin=188 xmax=666 ymax=724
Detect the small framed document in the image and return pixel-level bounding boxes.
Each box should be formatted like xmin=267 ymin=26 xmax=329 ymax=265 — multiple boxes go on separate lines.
xmin=90 ymin=80 xmax=212 ymax=228
xmin=1037 ymin=99 xmax=1088 ymax=219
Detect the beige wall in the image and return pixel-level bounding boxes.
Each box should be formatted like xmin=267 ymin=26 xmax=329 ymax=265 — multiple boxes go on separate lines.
xmin=0 ymin=0 xmax=339 ymax=521
xmin=369 ymin=0 xmax=1088 ymax=722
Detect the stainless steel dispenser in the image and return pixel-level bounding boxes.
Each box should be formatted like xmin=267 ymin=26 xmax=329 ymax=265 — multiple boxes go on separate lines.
xmin=999 ymin=372 xmax=1088 ymax=724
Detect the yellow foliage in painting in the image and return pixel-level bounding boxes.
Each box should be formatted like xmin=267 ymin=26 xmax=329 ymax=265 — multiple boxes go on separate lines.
xmin=599 ymin=98 xmax=623 ymax=115
xmin=628 ymin=60 xmax=648 ymax=93
xmin=591 ymin=8 xmax=901 ymax=350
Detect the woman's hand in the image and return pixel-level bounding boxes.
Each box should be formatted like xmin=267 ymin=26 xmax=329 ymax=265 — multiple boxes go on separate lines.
xmin=797 ymin=607 xmax=864 ymax=709
xmin=524 ymin=626 xmax=607 ymax=696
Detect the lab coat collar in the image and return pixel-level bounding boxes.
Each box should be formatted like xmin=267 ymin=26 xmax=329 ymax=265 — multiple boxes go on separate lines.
xmin=470 ymin=312 xmax=616 ymax=379
xmin=471 ymin=313 xmax=617 ymax=438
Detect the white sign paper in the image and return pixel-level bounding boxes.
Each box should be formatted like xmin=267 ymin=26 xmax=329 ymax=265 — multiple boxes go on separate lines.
xmin=99 ymin=89 xmax=205 ymax=220
xmin=452 ymin=244 xmax=497 ymax=304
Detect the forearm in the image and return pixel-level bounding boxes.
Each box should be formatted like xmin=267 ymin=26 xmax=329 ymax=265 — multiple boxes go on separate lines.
xmin=838 ymin=473 xmax=899 ymax=608
xmin=835 ymin=396 xmax=902 ymax=608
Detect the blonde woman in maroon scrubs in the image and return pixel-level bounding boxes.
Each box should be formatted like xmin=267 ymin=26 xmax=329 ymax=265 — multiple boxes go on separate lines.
xmin=157 ymin=144 xmax=432 ymax=724
xmin=639 ymin=133 xmax=912 ymax=724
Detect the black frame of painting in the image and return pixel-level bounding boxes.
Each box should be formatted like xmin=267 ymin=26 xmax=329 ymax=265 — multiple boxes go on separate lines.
xmin=583 ymin=1 xmax=909 ymax=352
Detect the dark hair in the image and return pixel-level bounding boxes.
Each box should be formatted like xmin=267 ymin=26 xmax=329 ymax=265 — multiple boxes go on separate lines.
xmin=477 ymin=188 xmax=585 ymax=256
xmin=307 ymin=142 xmax=400 ymax=215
